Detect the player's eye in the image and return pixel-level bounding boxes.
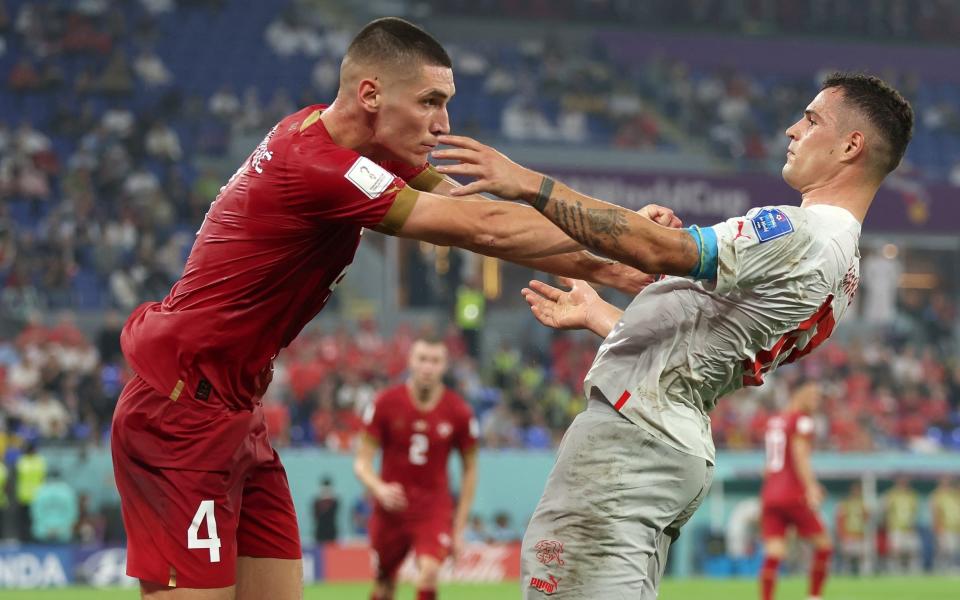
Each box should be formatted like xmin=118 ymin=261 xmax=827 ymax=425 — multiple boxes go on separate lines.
xmin=807 ymin=116 xmax=816 ymax=125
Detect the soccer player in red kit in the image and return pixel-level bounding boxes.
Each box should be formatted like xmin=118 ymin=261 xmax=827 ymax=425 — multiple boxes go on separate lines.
xmin=354 ymin=337 xmax=477 ymax=600
xmin=759 ymin=382 xmax=832 ymax=600
xmin=110 ymin=17 xmax=672 ymax=600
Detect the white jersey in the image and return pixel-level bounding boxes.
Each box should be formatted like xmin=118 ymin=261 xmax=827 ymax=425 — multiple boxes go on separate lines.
xmin=583 ymin=204 xmax=860 ymax=463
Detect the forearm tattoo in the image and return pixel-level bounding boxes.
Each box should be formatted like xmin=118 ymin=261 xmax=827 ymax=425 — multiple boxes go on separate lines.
xmin=530 ymin=176 xmax=633 ymax=253
xmin=550 ymin=199 xmax=630 ymax=250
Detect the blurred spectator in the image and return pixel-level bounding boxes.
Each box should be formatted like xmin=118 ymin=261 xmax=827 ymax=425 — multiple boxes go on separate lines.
xmin=950 ymin=161 xmax=960 ymax=187
xmin=74 ymin=492 xmax=106 ymax=544
xmin=96 ymin=49 xmax=134 ymax=95
xmin=861 ymin=246 xmax=902 ymax=327
xmin=0 ymin=459 xmax=8 ymax=539
xmin=8 ymin=57 xmax=41 ymax=91
xmin=312 ymin=476 xmax=339 ymax=543
xmin=208 ymin=85 xmax=240 ymax=121
xmin=30 ymin=468 xmax=78 ymax=543
xmin=14 ymin=441 xmax=45 ymax=541
xmin=835 ymin=481 xmax=870 ymax=575
xmin=463 ymin=514 xmax=487 ymax=543
xmin=132 ymin=47 xmax=171 ymax=87
xmin=351 ymin=492 xmax=372 ymax=537
xmin=930 ymin=475 xmax=960 ymax=572
xmin=883 ymin=476 xmax=922 ymax=573
xmin=144 ymin=121 xmax=183 ymax=162
xmin=487 ymin=511 xmax=518 ymax=543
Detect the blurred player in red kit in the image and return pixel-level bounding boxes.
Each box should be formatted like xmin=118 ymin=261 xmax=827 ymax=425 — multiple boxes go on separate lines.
xmin=354 ymin=337 xmax=477 ymax=600
xmin=110 ymin=17 xmax=670 ymax=600
xmin=759 ymin=382 xmax=832 ymax=600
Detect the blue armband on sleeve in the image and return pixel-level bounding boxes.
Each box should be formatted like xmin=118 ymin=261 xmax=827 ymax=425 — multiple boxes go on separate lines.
xmin=685 ymin=225 xmax=718 ymax=280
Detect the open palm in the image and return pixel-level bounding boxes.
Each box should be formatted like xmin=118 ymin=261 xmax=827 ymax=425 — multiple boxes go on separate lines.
xmin=521 ymin=277 xmax=599 ymax=331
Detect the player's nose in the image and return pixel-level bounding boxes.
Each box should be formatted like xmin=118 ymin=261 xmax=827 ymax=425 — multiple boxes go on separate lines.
xmin=432 ymin=108 xmax=451 ymax=136
xmin=785 ymin=120 xmax=800 ymax=139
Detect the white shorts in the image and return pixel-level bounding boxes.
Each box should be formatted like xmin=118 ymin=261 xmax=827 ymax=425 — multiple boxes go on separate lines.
xmin=521 ymin=400 xmax=714 ymax=599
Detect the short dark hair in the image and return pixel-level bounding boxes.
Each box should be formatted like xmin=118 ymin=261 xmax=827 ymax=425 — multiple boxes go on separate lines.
xmin=346 ymin=17 xmax=451 ymax=70
xmin=413 ymin=333 xmax=445 ymax=347
xmin=821 ymin=72 xmax=914 ymax=175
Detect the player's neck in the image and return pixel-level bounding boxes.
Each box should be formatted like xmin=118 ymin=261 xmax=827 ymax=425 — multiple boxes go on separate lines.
xmin=798 ymin=177 xmax=879 ymax=224
xmin=406 ymin=380 xmax=442 ymax=411
xmin=319 ymin=100 xmax=382 ymax=159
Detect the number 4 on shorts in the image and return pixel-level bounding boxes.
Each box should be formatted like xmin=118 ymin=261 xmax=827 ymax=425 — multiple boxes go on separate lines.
xmin=188 ymin=500 xmax=222 ymax=563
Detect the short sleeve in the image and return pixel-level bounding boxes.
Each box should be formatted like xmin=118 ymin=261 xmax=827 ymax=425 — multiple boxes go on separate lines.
xmin=795 ymin=415 xmax=815 ymax=438
xmin=295 ymin=144 xmax=407 ymax=227
xmin=362 ymin=396 xmax=388 ymax=445
xmin=711 ymin=206 xmax=810 ymax=294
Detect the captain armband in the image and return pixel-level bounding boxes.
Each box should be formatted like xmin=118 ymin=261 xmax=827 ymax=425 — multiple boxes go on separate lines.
xmin=685 ymin=225 xmax=719 ymax=281
xmin=407 ymin=164 xmax=445 ymax=192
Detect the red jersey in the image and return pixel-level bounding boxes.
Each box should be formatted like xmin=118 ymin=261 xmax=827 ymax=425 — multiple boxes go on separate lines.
xmin=761 ymin=410 xmax=815 ymax=505
xmin=120 ymin=105 xmax=428 ymax=410
xmin=363 ymin=384 xmax=478 ymax=520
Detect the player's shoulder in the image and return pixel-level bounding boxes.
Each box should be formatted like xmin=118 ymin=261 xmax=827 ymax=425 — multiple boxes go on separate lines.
xmin=738 ymin=205 xmax=807 ymax=244
xmin=376 ymin=383 xmax=408 ymax=403
xmin=267 ymin=105 xmax=325 ymax=145
xmin=284 ymin=104 xmax=354 ymax=158
xmin=371 ymin=384 xmax=409 ymax=415
xmin=441 ymin=387 xmax=473 ymax=415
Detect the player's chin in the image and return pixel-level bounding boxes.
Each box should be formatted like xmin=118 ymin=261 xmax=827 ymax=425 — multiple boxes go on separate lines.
xmin=781 ymin=165 xmax=799 ymax=189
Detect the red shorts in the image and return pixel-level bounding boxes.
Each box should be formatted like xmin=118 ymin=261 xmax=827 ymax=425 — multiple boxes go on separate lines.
xmin=368 ymin=510 xmax=453 ymax=581
xmin=761 ymin=500 xmax=825 ymax=539
xmin=111 ymin=375 xmax=301 ymax=589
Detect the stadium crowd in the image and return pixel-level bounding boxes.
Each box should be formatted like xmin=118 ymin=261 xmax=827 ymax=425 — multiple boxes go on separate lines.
xmin=1 ymin=292 xmax=958 ymax=454
xmin=1 ymin=0 xmax=960 ymax=456
xmin=0 ymin=0 xmax=957 ymax=456
xmin=426 ymin=0 xmax=960 ymax=43
xmin=1 ymin=0 xmax=960 ymax=321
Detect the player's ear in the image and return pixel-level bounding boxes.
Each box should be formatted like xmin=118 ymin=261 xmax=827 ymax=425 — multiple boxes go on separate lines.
xmin=841 ymin=130 xmax=865 ymax=163
xmin=357 ymin=77 xmax=381 ymax=114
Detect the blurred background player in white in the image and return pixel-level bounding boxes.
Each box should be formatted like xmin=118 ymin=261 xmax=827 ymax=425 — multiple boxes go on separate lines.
xmin=433 ymin=73 xmax=913 ymax=598
xmin=882 ymin=476 xmax=921 ymax=573
xmin=758 ymin=382 xmax=831 ymax=600
xmin=930 ymin=475 xmax=960 ymax=572
xmin=354 ymin=336 xmax=479 ymax=600
xmin=835 ymin=481 xmax=871 ymax=575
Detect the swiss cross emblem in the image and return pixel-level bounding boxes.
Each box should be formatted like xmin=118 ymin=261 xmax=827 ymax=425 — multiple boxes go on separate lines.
xmin=535 ymin=540 xmax=565 ymax=566
xmin=437 ymin=422 xmax=453 ymax=438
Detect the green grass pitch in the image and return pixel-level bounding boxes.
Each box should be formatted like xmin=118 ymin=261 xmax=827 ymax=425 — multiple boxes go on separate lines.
xmin=3 ymin=576 xmax=959 ymax=599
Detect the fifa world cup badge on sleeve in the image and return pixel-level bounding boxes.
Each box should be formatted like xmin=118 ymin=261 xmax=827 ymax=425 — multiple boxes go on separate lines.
xmin=345 ymin=157 xmax=394 ymax=199
xmin=750 ymin=208 xmax=794 ymax=243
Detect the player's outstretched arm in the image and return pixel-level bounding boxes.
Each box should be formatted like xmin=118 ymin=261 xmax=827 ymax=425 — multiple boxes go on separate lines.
xmin=522 ymin=277 xmax=623 ymax=338
xmin=433 ymin=135 xmax=698 ymax=276
xmin=379 ymin=185 xmax=676 ymax=294
xmin=426 ymin=173 xmax=661 ymax=292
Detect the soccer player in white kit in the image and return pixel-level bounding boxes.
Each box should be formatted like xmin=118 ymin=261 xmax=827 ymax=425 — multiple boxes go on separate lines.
xmin=433 ymin=73 xmax=914 ymax=598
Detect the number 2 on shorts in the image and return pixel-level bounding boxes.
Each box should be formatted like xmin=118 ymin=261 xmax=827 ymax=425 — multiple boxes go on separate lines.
xmin=188 ymin=500 xmax=222 ymax=562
